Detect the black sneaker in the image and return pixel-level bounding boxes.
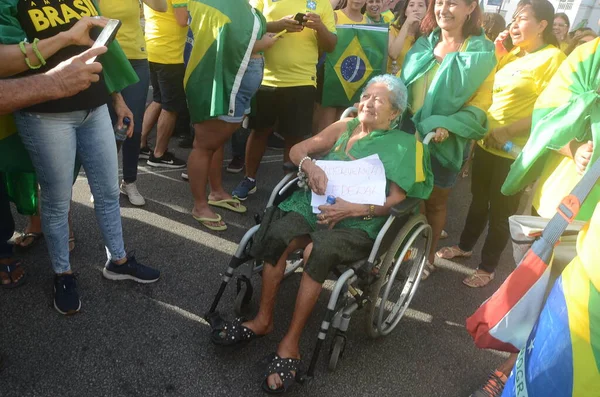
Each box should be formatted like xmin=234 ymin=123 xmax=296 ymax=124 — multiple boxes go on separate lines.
xmin=53 ymin=273 xmax=81 ymax=315
xmin=226 ymin=156 xmax=244 ymax=173
xmin=139 ymin=146 xmax=152 ymax=160
xmin=147 ymin=151 xmax=186 ymax=169
xmin=267 ymin=132 xmax=284 ymax=150
xmin=103 ymin=253 xmax=160 ymax=284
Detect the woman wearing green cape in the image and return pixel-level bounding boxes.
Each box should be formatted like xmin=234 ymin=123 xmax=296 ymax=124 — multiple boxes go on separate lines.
xmin=400 ymin=0 xmax=496 ymax=279
xmin=184 ymin=0 xmax=278 ymax=231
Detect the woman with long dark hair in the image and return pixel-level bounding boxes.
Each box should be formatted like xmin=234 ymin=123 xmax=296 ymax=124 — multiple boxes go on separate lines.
xmin=400 ymin=0 xmax=496 ymax=279
xmin=388 ymin=0 xmax=428 ymax=73
xmin=437 ymin=0 xmax=565 ymax=288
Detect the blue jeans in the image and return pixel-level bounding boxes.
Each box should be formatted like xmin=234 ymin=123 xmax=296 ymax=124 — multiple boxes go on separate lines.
xmin=218 ymin=57 xmax=264 ymax=123
xmin=108 ymin=59 xmax=150 ymax=183
xmin=15 ymin=106 xmax=127 ymax=274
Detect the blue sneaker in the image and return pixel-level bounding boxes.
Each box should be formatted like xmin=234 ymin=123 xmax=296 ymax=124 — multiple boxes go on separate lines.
xmin=232 ymin=177 xmax=257 ymax=201
xmin=53 ymin=273 xmax=81 ymax=315
xmin=103 ymin=253 xmax=160 ymax=284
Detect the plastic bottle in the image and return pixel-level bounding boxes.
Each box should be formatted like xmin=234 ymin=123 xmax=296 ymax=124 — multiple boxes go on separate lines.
xmin=114 ymin=117 xmax=131 ymax=142
xmin=317 ymin=195 xmax=336 ymax=230
xmin=502 ymin=141 xmax=522 ymax=158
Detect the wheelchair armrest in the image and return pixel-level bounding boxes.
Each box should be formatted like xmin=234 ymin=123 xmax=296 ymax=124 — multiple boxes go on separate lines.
xmin=390 ymin=197 xmax=421 ymax=217
xmin=282 ymin=162 xmax=297 ymax=173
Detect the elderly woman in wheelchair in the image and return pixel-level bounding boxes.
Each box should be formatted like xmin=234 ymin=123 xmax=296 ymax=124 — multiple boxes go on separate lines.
xmin=211 ymin=75 xmax=433 ymax=393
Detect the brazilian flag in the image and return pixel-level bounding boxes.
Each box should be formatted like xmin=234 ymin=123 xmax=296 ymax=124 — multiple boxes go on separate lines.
xmin=502 ymin=38 xmax=600 ymax=199
xmin=184 ymin=0 xmax=265 ymax=123
xmin=322 ymin=25 xmax=389 ymax=107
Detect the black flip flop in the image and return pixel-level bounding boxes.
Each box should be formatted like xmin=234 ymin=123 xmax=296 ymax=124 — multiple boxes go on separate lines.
xmin=261 ymin=353 xmax=305 ymax=394
xmin=0 ymin=260 xmax=27 ymax=289
xmin=210 ymin=317 xmax=263 ymax=349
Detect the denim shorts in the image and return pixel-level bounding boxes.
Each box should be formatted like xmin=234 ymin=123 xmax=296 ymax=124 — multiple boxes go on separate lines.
xmin=219 ymin=57 xmax=264 ymax=123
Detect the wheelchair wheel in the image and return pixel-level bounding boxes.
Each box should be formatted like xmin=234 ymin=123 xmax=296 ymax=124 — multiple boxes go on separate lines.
xmin=328 ymin=334 xmax=346 ymax=372
xmin=234 ymin=277 xmax=254 ymax=316
xmin=364 ymin=214 xmax=431 ymax=338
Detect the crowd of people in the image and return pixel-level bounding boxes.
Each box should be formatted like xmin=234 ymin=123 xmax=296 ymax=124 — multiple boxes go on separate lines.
xmin=0 ymin=0 xmax=598 ymax=395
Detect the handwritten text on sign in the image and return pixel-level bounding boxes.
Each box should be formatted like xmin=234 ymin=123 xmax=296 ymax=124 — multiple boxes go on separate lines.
xmin=311 ymin=154 xmax=386 ymax=213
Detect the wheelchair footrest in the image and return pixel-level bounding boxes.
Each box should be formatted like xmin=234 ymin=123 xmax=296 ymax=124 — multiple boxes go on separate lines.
xmin=204 ymin=310 xmax=226 ymax=330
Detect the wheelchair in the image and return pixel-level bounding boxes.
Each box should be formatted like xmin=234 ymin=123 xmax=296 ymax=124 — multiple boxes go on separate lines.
xmin=205 ymin=109 xmax=435 ymax=378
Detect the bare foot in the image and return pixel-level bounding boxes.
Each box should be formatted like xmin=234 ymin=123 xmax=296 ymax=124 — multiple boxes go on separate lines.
xmin=241 ymin=318 xmax=274 ymax=336
xmin=208 ymin=191 xmax=244 ymax=211
xmin=191 ymin=207 xmax=225 ymax=229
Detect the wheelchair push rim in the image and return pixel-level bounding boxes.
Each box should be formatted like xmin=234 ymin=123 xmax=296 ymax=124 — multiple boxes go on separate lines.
xmin=377 ymin=222 xmax=431 ymax=336
xmin=364 ymin=214 xmax=432 ymax=338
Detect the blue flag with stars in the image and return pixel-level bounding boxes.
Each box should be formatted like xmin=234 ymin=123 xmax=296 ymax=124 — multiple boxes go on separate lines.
xmin=322 ymin=24 xmax=389 ymax=107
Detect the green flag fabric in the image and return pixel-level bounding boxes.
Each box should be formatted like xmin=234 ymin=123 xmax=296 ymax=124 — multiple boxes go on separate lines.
xmin=501 ymin=38 xmax=600 ymax=202
xmin=184 ymin=0 xmax=266 ymax=124
xmin=0 ymin=0 xmax=139 ymax=95
xmin=401 ymin=28 xmax=497 ymax=172
xmin=322 ymin=25 xmax=389 ymax=107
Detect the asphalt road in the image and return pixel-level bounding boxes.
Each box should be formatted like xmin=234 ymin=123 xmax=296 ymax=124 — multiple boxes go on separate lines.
xmin=0 ymin=139 xmax=515 ymax=397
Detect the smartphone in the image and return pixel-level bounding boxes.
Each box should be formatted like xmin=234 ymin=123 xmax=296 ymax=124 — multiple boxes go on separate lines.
xmin=502 ymin=33 xmax=514 ymax=51
xmin=293 ymin=12 xmax=306 ymax=25
xmin=86 ymin=19 xmax=122 ymax=64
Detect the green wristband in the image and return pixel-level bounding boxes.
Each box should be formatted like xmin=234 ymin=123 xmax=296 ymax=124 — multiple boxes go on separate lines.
xmin=31 ymin=38 xmax=46 ymax=66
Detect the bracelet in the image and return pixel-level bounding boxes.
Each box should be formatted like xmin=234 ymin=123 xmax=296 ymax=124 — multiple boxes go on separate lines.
xmin=297 ymin=156 xmax=312 ymax=190
xmin=31 ymin=39 xmax=46 ymax=66
xmin=363 ymin=204 xmax=375 ymax=220
xmin=19 ymin=39 xmax=44 ymax=70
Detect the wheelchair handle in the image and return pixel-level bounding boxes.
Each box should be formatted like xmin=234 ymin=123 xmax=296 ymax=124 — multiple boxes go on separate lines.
xmin=423 ymin=131 xmax=436 ymax=145
xmin=340 ymin=107 xmax=358 ymax=120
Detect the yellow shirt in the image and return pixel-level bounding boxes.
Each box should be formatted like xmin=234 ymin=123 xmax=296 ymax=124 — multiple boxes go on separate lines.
xmin=381 ymin=10 xmax=395 ymax=24
xmin=144 ymin=0 xmax=188 ymax=64
xmin=334 ymin=9 xmax=366 ymax=25
xmin=478 ymin=45 xmax=565 ymax=159
xmin=387 ymin=25 xmax=414 ymax=73
xmin=251 ymin=0 xmax=336 ymax=88
xmin=560 ymin=41 xmax=569 ymax=53
xmin=100 ymin=0 xmax=146 ymax=59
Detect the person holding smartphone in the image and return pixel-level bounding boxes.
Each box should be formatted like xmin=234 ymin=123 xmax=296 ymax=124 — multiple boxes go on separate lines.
xmin=98 ymin=0 xmax=167 ymax=206
xmin=437 ymin=0 xmax=565 ymax=289
xmin=231 ymin=0 xmax=337 ymax=201
xmin=0 ymin=1 xmax=161 ymax=315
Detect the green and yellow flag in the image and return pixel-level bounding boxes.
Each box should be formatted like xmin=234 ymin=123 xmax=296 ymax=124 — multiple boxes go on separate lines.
xmin=184 ymin=0 xmax=266 ymax=124
xmin=502 ymin=38 xmax=600 ymax=201
xmin=322 ymin=25 xmax=389 ymax=107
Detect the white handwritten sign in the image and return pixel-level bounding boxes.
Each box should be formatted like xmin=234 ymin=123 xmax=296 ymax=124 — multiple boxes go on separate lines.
xmin=310 ymin=154 xmax=387 ymax=213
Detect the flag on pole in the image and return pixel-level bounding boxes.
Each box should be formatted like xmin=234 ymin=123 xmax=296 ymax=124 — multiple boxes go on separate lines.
xmin=322 ymin=25 xmax=389 ymax=107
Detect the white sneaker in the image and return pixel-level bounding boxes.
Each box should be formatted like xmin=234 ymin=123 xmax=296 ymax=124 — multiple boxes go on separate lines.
xmin=120 ymin=181 xmax=146 ymax=206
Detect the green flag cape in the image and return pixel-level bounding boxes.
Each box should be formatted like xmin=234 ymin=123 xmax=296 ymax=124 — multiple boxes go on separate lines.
xmin=401 ymin=28 xmax=496 ymax=171
xmin=322 ymin=24 xmax=389 ymax=107
xmin=0 ymin=0 xmax=138 ymax=214
xmin=279 ymin=117 xmax=433 ymax=239
xmin=501 ymin=38 xmax=600 ymax=196
xmin=184 ymin=0 xmax=266 ymax=124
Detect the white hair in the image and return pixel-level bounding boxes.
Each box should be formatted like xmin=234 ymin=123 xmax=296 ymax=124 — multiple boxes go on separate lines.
xmin=362 ymin=74 xmax=408 ymax=128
